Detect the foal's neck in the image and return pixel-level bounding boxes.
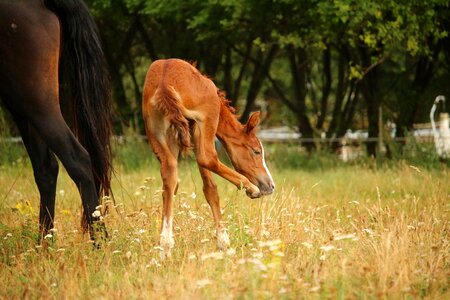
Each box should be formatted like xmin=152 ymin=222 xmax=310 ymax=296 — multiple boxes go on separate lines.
xmin=216 ymin=102 xmax=243 ymax=143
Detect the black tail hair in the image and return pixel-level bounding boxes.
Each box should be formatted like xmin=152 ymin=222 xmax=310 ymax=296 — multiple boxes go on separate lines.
xmin=44 ymin=0 xmax=113 ymax=202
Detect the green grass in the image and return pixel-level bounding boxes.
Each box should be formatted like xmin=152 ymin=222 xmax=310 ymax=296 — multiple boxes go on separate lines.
xmin=0 ymin=142 xmax=449 ymax=299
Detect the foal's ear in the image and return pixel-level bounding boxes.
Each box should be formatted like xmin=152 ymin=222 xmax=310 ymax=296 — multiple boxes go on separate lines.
xmin=246 ymin=111 xmax=260 ymax=133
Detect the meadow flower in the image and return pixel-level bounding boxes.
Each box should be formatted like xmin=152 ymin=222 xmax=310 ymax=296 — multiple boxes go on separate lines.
xmin=309 ymin=285 xmax=321 ymax=292
xmin=362 ymin=228 xmax=374 ymax=236
xmin=301 ymin=242 xmax=313 ymax=249
xmin=195 ymin=279 xmax=213 ymax=289
xmin=92 ymin=210 xmax=101 ymax=217
xmin=44 ymin=233 xmax=53 ymax=239
xmin=188 ymin=253 xmax=197 ymax=260
xmin=226 ymin=248 xmax=236 ymax=256
xmin=126 ymin=251 xmax=132 ymax=259
xmin=333 ymin=233 xmax=356 ymax=241
xmin=320 ymin=244 xmax=335 ymax=252
xmin=259 ymin=239 xmax=282 ymax=248
xmin=261 ymin=230 xmax=270 ymax=238
xmin=144 ymin=177 xmax=155 ymax=183
xmin=201 ymin=251 xmax=224 ymax=260
xmin=407 ymin=225 xmax=416 ymax=230
xmin=238 ymin=258 xmax=268 ymax=272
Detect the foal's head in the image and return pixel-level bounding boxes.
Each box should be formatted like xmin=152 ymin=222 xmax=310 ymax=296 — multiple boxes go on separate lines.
xmin=225 ymin=112 xmax=275 ymax=197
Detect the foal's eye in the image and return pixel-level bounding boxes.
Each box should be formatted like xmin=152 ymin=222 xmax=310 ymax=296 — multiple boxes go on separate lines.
xmin=252 ymin=149 xmax=261 ymax=156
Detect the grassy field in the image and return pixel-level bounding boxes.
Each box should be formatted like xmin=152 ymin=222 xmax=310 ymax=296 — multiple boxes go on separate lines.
xmin=0 ymin=145 xmax=449 ymax=299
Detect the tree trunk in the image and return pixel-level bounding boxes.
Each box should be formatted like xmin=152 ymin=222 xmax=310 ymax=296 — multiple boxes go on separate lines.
xmin=288 ymin=46 xmax=315 ymax=152
xmin=317 ymin=47 xmax=331 ymax=130
xmin=231 ymin=40 xmax=253 ymax=106
xmin=240 ymin=45 xmax=278 ymax=122
xmin=360 ymin=48 xmax=380 ymax=157
xmin=327 ymin=48 xmax=347 ymax=138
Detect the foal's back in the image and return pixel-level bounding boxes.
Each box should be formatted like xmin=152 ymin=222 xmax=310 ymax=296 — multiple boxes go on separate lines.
xmin=143 ymin=59 xmax=219 ymax=114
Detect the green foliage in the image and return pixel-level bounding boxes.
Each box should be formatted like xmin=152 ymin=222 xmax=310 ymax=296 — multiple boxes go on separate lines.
xmin=84 ymin=0 xmax=450 ymax=157
xmin=0 ymin=109 xmax=25 ymax=166
xmin=112 ymin=133 xmax=155 ymax=171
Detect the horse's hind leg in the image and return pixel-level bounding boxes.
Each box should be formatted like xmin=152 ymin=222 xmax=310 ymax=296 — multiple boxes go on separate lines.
xmin=147 ymin=132 xmax=180 ymax=260
xmin=198 ymin=166 xmax=230 ymax=250
xmin=24 ymin=104 xmax=105 ymax=241
xmin=10 ymin=112 xmax=59 ymax=240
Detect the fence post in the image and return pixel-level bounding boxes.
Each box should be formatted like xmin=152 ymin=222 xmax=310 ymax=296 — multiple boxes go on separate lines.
xmin=378 ymin=106 xmax=383 ymax=155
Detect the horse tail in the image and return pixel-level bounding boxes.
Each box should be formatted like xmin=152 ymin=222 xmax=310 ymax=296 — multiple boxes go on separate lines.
xmin=44 ymin=0 xmax=113 ymax=200
xmin=155 ymin=85 xmax=191 ymax=155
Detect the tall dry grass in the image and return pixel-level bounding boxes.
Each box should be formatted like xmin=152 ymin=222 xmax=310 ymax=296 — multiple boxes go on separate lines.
xmin=0 ymin=158 xmax=448 ymax=299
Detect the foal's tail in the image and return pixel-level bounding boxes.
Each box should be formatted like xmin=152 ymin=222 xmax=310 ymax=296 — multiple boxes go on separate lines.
xmin=155 ymin=86 xmax=191 ymax=154
xmin=44 ymin=0 xmax=113 ymax=200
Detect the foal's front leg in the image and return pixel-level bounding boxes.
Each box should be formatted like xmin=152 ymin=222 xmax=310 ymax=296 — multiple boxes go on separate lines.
xmin=193 ymin=121 xmax=260 ymax=197
xmin=198 ymin=166 xmax=230 ymax=250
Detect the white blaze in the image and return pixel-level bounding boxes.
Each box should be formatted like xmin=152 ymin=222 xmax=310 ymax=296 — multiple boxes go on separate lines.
xmin=259 ymin=141 xmax=274 ymax=187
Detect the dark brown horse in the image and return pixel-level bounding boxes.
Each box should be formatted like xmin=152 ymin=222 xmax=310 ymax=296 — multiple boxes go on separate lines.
xmin=0 ymin=0 xmax=113 ymax=241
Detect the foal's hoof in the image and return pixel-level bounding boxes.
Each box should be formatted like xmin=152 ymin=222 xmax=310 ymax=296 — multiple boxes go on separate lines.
xmin=217 ymin=230 xmax=230 ymax=250
xmin=159 ymin=236 xmax=175 ymax=260
xmin=246 ymin=185 xmax=261 ymax=199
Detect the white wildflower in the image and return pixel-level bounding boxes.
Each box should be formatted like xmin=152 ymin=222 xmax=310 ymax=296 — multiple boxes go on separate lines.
xmin=301 ymin=242 xmax=313 ymax=249
xmin=333 ymin=233 xmax=356 ymax=241
xmin=320 ymin=244 xmax=335 ymax=252
xmin=201 ymin=251 xmax=224 ymax=261
xmin=195 ymin=279 xmax=213 ymax=289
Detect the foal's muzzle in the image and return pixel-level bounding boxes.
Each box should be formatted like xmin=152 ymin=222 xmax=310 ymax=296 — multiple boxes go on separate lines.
xmin=257 ymin=176 xmax=275 ymax=196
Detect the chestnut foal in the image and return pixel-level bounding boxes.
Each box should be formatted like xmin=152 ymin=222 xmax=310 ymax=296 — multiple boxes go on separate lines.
xmin=142 ymin=59 xmax=275 ymax=259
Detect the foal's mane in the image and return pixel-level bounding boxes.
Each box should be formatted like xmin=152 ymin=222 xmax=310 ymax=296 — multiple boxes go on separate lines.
xmin=217 ymin=89 xmax=236 ymax=115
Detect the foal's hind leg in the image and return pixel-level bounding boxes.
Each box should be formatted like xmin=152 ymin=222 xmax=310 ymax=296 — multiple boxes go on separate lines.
xmin=10 ymin=112 xmax=59 ymax=240
xmin=198 ymin=167 xmax=230 ymax=250
xmin=148 ymin=133 xmax=180 ymax=259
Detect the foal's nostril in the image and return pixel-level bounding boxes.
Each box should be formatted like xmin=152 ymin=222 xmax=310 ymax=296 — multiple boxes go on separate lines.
xmin=269 ymin=181 xmax=275 ymax=190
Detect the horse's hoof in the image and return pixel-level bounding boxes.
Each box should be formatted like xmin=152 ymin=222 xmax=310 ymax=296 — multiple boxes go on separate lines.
xmin=217 ymin=229 xmax=230 ymax=250
xmin=160 ymin=236 xmax=174 ymax=260
xmin=246 ymin=189 xmax=261 ymax=199
xmin=90 ymin=222 xmax=109 ymax=249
